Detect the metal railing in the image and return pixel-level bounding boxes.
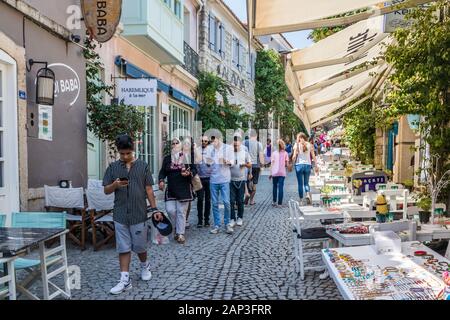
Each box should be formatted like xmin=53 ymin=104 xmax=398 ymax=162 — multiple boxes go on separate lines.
xmin=183 ymin=41 xmax=199 ymax=78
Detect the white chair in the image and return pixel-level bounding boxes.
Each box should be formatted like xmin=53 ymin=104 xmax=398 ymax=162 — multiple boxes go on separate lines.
xmin=380 ymin=189 xmax=409 ymax=220
xmin=369 ymin=220 xmax=417 ymax=242
xmin=87 ymin=179 xmax=103 ymax=189
xmin=387 ymin=183 xmax=404 ymax=190
xmin=86 ymin=188 xmax=115 ymax=251
xmin=288 ymin=199 xmax=330 ymax=280
xmin=344 ymin=209 xmax=376 ymax=222
xmin=44 ymin=185 xmax=87 ymax=250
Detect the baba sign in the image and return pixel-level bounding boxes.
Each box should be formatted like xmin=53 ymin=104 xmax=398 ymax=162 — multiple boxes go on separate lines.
xmin=81 ymin=0 xmax=122 ymax=43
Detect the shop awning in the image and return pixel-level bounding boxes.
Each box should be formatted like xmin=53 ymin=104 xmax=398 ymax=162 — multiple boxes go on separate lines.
xmin=290 ymin=15 xmax=392 ymax=92
xmin=248 ymin=0 xmax=433 ymax=36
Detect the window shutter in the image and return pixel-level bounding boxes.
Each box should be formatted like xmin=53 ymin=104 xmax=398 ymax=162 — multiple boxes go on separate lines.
xmin=239 ymin=43 xmax=245 ymax=72
xmin=232 ymin=37 xmax=236 ymax=65
xmin=209 ymin=15 xmax=215 ymax=51
xmin=251 ymin=52 xmax=256 ymax=81
xmin=220 ymin=24 xmax=225 ymax=59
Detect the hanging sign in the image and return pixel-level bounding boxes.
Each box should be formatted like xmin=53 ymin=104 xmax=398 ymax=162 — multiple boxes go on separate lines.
xmin=118 ymin=79 xmax=157 ymax=107
xmin=81 ymin=0 xmax=122 ymax=43
xmin=38 ymin=105 xmax=53 ymax=141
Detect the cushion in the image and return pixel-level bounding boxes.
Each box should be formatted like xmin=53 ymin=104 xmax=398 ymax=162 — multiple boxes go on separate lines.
xmin=300 ymin=227 xmax=330 ymax=240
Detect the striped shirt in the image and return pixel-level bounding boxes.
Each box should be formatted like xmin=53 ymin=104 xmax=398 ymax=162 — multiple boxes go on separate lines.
xmin=102 ymin=159 xmax=154 ymax=226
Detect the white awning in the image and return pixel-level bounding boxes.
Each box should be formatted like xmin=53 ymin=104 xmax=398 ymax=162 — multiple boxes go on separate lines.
xmin=248 ymin=0 xmax=433 ymax=35
xmin=290 ymin=15 xmax=392 ymax=91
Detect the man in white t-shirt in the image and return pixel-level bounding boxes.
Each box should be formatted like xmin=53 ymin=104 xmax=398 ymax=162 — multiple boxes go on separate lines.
xmin=205 ymin=134 xmax=235 ymax=234
xmin=230 ymin=133 xmax=252 ymax=229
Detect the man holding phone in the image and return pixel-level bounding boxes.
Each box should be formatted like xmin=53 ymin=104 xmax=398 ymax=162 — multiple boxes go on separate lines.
xmin=103 ymin=134 xmax=163 ymax=295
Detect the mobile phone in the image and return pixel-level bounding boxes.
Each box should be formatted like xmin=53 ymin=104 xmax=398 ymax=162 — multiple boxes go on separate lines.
xmin=119 ymin=177 xmax=129 ymax=182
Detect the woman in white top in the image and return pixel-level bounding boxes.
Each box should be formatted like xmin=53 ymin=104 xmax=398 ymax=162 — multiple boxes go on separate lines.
xmin=292 ymin=132 xmax=317 ymax=204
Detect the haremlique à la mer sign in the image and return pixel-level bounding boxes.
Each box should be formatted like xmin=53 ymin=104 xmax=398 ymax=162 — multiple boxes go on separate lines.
xmin=81 ymin=0 xmax=122 ymax=43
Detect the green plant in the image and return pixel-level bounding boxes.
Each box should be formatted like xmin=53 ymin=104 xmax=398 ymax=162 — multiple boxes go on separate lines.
xmin=417 ymin=196 xmax=432 ymax=212
xmin=403 ymin=179 xmax=414 ymax=188
xmin=321 ymin=185 xmax=333 ymax=196
xmin=195 ymin=71 xmax=249 ymax=134
xmin=342 ymin=99 xmax=376 ymax=164
xmin=83 ymin=38 xmax=145 ymax=155
xmin=383 ymin=1 xmax=450 ymax=182
xmin=254 ymin=49 xmax=307 ymax=136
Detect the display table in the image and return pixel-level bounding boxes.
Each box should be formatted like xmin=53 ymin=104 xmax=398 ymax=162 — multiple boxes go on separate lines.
xmin=299 ymin=206 xmax=343 ymax=220
xmin=322 ymin=242 xmax=449 ymax=300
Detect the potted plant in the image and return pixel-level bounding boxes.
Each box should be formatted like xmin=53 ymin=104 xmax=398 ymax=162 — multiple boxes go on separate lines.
xmin=320 ymin=185 xmax=333 ymax=207
xmin=416 ymin=194 xmax=432 ymax=224
xmin=403 ymin=179 xmax=414 ymax=193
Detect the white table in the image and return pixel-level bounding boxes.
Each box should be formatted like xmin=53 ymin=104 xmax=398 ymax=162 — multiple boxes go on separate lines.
xmin=322 ymin=242 xmax=449 ymax=300
xmin=300 ymin=206 xmax=344 ymax=220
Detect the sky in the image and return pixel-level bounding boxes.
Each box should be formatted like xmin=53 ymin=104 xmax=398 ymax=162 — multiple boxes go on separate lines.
xmin=223 ymin=0 xmax=314 ymax=50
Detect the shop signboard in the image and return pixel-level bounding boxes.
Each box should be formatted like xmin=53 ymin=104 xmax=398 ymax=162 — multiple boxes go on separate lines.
xmin=118 ymin=79 xmax=157 ymax=107
xmin=81 ymin=0 xmax=122 ymax=42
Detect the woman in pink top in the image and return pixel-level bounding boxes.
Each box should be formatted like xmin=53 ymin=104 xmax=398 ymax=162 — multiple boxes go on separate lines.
xmin=270 ymin=139 xmax=290 ymax=207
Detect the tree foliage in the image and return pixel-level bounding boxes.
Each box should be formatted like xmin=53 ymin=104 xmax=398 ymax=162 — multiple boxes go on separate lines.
xmin=342 ymin=99 xmax=376 ymax=164
xmin=83 ymin=38 xmax=145 ymax=154
xmin=382 ymin=1 xmax=450 ymax=180
xmin=196 ymin=71 xmax=251 ymax=134
xmin=254 ymin=49 xmax=306 ymax=138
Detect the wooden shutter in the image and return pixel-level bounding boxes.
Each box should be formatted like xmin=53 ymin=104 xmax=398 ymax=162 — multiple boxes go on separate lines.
xmin=209 ymin=14 xmax=215 ymax=51
xmin=219 ymin=24 xmax=225 ymax=58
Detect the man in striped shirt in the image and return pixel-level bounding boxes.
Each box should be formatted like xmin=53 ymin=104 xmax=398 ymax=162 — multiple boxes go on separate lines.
xmin=103 ymin=134 xmax=163 ymax=295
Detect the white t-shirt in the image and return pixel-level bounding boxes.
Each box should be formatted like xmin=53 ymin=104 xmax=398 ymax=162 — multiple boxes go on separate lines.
xmin=206 ymin=143 xmax=234 ymax=184
xmin=294 ymin=142 xmax=311 ymax=165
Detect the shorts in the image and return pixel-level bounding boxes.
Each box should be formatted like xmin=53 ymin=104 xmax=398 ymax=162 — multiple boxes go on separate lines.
xmin=114 ymin=221 xmax=149 ymax=254
xmin=250 ymin=167 xmax=261 ymax=185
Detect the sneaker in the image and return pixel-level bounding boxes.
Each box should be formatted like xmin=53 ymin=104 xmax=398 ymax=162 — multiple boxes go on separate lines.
xmin=141 ymin=264 xmax=152 ymax=281
xmin=319 ymin=271 xmax=329 ymax=280
xmin=177 ymin=234 xmax=186 ymax=244
xmin=226 ymin=224 xmax=234 ymax=234
xmin=272 ymin=202 xmax=277 ymax=207
xmin=229 ymin=219 xmax=236 ymax=228
xmin=204 ymin=222 xmax=210 ymax=227
xmin=110 ymin=279 xmax=132 ymax=295
xmin=197 ymin=222 xmax=203 ymax=228
xmin=210 ymin=226 xmax=220 ymax=234
xmin=236 ymin=218 xmax=243 ymax=226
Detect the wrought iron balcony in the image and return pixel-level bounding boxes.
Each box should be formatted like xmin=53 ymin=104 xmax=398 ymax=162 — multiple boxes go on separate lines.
xmin=183 ymin=41 xmax=199 ymax=78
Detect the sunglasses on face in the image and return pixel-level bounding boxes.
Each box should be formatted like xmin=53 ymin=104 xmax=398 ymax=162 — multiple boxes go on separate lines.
xmin=172 ymin=141 xmax=180 ymax=145
xmin=202 ymin=140 xmax=209 ymax=143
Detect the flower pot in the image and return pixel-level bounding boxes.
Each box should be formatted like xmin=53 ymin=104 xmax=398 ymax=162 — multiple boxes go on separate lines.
xmin=419 ymin=211 xmax=431 ymax=224
xmin=376 ymin=213 xmax=387 ymax=223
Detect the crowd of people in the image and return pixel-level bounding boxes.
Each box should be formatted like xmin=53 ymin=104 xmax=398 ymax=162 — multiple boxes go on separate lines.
xmin=102 ymin=130 xmax=320 ymax=295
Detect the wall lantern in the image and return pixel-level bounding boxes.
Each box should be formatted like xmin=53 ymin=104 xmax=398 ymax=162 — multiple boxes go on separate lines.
xmin=28 ymin=59 xmax=55 ymax=106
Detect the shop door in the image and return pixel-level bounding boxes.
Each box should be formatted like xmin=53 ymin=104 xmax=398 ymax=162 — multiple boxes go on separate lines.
xmin=0 ymin=57 xmax=20 ymax=216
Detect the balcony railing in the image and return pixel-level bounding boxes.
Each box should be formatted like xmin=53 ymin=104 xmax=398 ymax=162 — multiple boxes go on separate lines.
xmin=183 ymin=41 xmax=199 ymax=78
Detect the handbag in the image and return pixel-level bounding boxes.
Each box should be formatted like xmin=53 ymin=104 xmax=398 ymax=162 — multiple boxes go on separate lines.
xmin=191 ymin=174 xmax=203 ymax=192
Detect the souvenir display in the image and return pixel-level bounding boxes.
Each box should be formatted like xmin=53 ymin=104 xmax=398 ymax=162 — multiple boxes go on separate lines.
xmin=323 ymin=246 xmax=447 ymax=300
xmin=326 ymin=223 xmax=369 ymax=234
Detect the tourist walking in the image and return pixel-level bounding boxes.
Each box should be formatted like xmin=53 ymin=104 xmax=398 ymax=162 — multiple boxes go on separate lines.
xmin=103 ymin=134 xmax=163 ymax=295
xmin=270 ymin=139 xmax=290 ymax=207
xmin=158 ymin=137 xmax=196 ymax=244
xmin=264 ymin=138 xmax=272 ymax=168
xmin=244 ymin=129 xmax=265 ymax=206
xmin=292 ymin=133 xmax=317 ymax=204
xmin=196 ymin=135 xmax=212 ymax=228
xmin=206 ymin=134 xmax=234 ymax=234
xmin=230 ymin=133 xmax=252 ymax=228
xmin=285 ymin=138 xmax=293 ymax=158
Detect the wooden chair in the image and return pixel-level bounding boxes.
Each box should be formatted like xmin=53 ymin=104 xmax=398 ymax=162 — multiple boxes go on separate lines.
xmin=10 ymin=212 xmax=70 ymax=300
xmin=44 ymin=185 xmax=87 ymax=250
xmin=86 ymin=188 xmax=115 ymax=251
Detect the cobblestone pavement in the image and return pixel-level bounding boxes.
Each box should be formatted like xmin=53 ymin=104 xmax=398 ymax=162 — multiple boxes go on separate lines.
xmin=22 ymin=172 xmax=342 ymax=300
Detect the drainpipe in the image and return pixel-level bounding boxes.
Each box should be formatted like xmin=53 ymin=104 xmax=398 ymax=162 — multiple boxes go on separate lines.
xmin=196 ymin=1 xmax=204 ymax=53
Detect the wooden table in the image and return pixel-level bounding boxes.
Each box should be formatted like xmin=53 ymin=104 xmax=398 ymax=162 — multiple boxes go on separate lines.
xmin=322 ymin=242 xmax=449 ymax=300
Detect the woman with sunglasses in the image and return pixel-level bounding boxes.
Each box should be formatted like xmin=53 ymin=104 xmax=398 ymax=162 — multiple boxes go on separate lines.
xmin=158 ymin=137 xmax=197 ymax=244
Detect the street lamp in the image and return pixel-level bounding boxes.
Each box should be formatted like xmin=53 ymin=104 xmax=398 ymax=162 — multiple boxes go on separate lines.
xmin=28 ymin=59 xmax=55 ymax=106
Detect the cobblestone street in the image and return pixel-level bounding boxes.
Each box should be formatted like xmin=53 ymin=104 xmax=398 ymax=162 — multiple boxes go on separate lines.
xmin=65 ymin=172 xmax=341 ymax=300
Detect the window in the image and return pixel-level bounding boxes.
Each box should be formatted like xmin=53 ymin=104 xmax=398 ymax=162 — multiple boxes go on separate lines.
xmin=169 ymin=103 xmax=192 ymax=142
xmin=209 ymin=14 xmax=224 ymax=58
xmin=137 ymin=106 xmax=157 ymax=174
xmin=232 ymin=37 xmax=244 ymax=70
xmin=163 ymin=0 xmax=171 ymax=8
xmin=174 ymin=0 xmax=181 ymax=19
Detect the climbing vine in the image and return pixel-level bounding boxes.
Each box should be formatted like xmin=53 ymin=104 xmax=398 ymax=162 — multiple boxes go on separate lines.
xmin=83 ymin=38 xmax=145 ymax=155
